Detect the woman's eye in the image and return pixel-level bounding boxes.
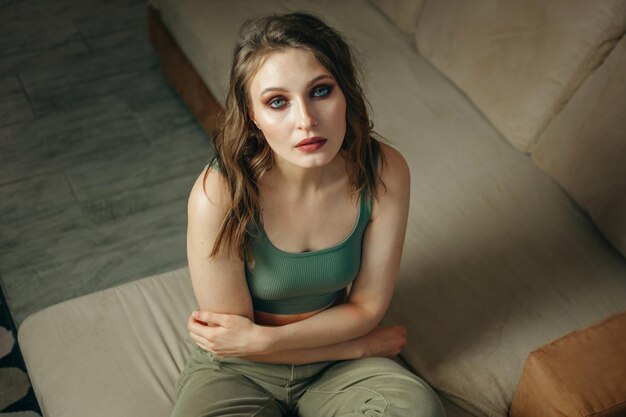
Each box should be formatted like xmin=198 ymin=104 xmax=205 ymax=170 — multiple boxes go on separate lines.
xmin=313 ymin=85 xmax=332 ymax=97
xmin=268 ymin=98 xmax=286 ymax=109
xmin=267 ymin=86 xmax=332 ymax=110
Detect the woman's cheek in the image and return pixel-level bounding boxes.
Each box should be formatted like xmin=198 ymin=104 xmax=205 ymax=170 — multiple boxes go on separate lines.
xmin=262 ymin=109 xmax=290 ymax=127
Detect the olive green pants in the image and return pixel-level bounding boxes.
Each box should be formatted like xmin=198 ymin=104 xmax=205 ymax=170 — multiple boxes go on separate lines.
xmin=171 ymin=346 xmax=446 ymax=417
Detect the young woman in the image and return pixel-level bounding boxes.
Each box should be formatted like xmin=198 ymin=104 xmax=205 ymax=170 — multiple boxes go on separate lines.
xmin=173 ymin=11 xmax=445 ymax=417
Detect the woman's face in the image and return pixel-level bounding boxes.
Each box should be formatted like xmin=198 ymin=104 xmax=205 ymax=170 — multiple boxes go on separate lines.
xmin=248 ymin=48 xmax=347 ymax=169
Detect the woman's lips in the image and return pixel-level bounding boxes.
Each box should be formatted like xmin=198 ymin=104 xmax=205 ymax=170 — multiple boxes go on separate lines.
xmin=295 ymin=138 xmax=327 ymax=152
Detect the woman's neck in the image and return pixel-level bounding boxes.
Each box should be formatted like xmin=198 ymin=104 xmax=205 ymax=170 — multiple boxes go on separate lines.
xmin=265 ymin=153 xmax=346 ymax=196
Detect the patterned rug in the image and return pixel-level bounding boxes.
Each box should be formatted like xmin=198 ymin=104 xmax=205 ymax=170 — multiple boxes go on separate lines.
xmin=0 ymin=288 xmax=41 ymax=416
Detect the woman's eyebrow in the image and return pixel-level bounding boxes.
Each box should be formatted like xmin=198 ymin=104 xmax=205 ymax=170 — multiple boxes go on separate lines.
xmin=259 ymin=74 xmax=335 ymax=97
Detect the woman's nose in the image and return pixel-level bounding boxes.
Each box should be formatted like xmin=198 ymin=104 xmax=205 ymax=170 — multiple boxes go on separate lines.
xmin=296 ymin=100 xmax=318 ymax=129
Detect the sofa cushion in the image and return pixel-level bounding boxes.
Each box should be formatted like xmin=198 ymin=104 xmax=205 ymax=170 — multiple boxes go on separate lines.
xmin=531 ymin=34 xmax=626 ymax=258
xmin=368 ymin=0 xmax=426 ymax=34
xmin=414 ymin=0 xmax=626 ymax=152
xmin=147 ymin=1 xmax=626 ymax=416
xmin=18 ymin=266 xmax=476 ymax=417
xmin=509 ymin=309 xmax=626 ymax=417
xmin=18 ymin=268 xmax=196 ymax=417
xmin=148 ymin=0 xmax=420 ymax=105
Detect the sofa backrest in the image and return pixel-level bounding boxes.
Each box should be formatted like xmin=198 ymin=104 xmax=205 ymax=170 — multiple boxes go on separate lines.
xmin=377 ymin=0 xmax=626 ymax=258
xmin=369 ymin=0 xmax=426 ymax=34
xmin=530 ymin=35 xmax=626 ymax=258
xmin=411 ymin=0 xmax=626 ymax=153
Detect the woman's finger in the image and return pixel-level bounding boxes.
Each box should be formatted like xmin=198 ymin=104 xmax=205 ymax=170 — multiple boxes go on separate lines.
xmin=193 ymin=310 xmax=228 ymax=326
xmin=195 ymin=340 xmax=212 ymax=353
xmin=188 ymin=319 xmax=217 ymax=338
xmin=188 ymin=331 xmax=206 ymax=345
xmin=188 ymin=331 xmax=214 ymax=352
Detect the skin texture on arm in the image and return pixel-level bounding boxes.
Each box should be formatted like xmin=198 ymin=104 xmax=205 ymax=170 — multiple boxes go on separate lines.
xmin=186 ymin=166 xmax=254 ymax=321
xmin=190 ymin=144 xmax=411 ymax=357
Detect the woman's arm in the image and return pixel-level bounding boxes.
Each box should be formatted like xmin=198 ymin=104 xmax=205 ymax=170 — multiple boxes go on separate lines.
xmin=189 ymin=313 xmax=407 ymax=364
xmin=186 ymin=166 xmax=255 ymax=320
xmin=194 ymin=144 xmax=411 ymax=357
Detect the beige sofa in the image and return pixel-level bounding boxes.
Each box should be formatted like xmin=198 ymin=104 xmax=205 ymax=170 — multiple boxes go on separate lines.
xmin=18 ymin=1 xmax=626 ymax=416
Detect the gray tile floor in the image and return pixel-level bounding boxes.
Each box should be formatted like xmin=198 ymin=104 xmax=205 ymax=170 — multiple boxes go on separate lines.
xmin=0 ymin=0 xmax=213 ymax=327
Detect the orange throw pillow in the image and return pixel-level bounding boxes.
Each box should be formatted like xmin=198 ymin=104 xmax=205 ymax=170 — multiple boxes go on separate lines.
xmin=509 ymin=310 xmax=626 ymax=417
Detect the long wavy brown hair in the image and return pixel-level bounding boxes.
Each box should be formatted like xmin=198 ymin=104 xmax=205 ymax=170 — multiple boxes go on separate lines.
xmin=204 ymin=11 xmax=386 ymax=262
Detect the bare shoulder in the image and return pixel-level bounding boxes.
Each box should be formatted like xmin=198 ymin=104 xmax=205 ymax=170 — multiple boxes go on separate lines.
xmin=187 ymin=164 xmax=230 ymax=228
xmin=378 ymin=142 xmax=410 ymax=196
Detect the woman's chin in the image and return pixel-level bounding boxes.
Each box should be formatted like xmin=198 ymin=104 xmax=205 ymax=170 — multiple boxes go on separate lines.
xmin=273 ymin=149 xmax=340 ymax=170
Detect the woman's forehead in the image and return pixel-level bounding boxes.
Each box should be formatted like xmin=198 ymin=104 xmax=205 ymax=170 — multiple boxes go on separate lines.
xmin=249 ymin=48 xmax=332 ymax=97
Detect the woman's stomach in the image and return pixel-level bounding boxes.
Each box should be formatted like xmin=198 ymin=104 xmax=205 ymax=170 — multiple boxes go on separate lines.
xmin=254 ymin=288 xmax=347 ymax=326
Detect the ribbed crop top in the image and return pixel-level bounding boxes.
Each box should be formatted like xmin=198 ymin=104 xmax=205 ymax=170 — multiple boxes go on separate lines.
xmin=246 ymin=187 xmax=372 ymax=314
xmin=204 ymin=157 xmax=374 ymax=315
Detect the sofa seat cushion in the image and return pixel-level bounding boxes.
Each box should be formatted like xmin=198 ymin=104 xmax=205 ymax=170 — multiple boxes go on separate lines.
xmin=17 ymin=268 xmax=196 ymax=417
xmin=18 ymin=266 xmax=475 ymax=417
xmin=147 ymin=1 xmax=626 ymax=416
xmin=509 ymin=310 xmax=626 ymax=417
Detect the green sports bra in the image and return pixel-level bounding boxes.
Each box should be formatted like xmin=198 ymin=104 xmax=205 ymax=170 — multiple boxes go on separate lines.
xmin=205 ymin=157 xmax=374 ymax=315
xmin=246 ymin=187 xmax=372 ymax=314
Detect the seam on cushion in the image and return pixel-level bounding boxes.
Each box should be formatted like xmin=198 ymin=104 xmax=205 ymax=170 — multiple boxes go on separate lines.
xmin=587 ymin=399 xmax=626 ymax=417
xmin=252 ymin=398 xmax=278 ymax=417
xmin=304 ymin=386 xmax=389 ymax=414
xmin=530 ymin=32 xmax=624 ymax=152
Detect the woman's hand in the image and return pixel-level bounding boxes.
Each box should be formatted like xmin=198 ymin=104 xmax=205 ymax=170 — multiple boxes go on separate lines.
xmin=187 ymin=310 xmax=266 ymax=357
xmin=360 ymin=325 xmax=407 ymax=358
